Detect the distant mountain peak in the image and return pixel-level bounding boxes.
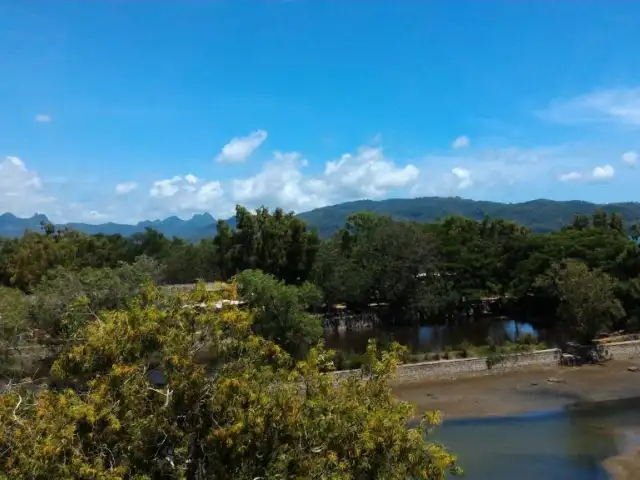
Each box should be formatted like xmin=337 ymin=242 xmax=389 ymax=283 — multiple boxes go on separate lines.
xmin=2 ymin=197 xmax=640 ymax=241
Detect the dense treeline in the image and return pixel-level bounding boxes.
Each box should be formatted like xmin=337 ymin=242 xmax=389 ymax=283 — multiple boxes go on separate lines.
xmin=1 ymin=205 xmax=640 ymax=346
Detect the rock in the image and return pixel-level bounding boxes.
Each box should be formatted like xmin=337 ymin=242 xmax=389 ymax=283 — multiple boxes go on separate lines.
xmin=547 ymin=377 xmax=565 ymax=383
xmin=530 ymin=382 xmax=538 ymax=386
xmin=628 ymin=366 xmax=639 ymax=372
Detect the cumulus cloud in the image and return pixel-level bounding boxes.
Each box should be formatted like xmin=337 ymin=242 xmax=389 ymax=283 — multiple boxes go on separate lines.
xmin=35 ymin=113 xmax=51 ymax=123
xmin=148 ymin=174 xmax=225 ymax=215
xmin=559 ymin=171 xmax=582 ymax=182
xmin=541 ymin=87 xmax=640 ymax=126
xmin=227 ymin=146 xmax=420 ymax=213
xmin=0 ymin=156 xmax=54 ymax=216
xmin=452 ymin=135 xmax=470 ymax=150
xmin=323 ymin=146 xmax=419 ymax=198
xmin=558 ymin=165 xmax=615 ymax=182
xmin=622 ymin=150 xmax=638 ymax=166
xmin=115 ymin=181 xmax=138 ymax=195
xmin=591 ymin=164 xmax=615 ymax=180
xmin=216 ymin=130 xmax=268 ymax=163
xmin=451 ymin=167 xmax=473 ymax=189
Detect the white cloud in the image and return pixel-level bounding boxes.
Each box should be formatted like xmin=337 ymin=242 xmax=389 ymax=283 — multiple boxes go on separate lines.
xmin=216 ymin=130 xmax=268 ymax=163
xmin=541 ymin=87 xmax=640 ymax=126
xmin=591 ymin=164 xmax=615 ymax=180
xmin=0 ymin=156 xmax=55 ymax=216
xmin=35 ymin=113 xmax=51 ymax=123
xmin=226 ymin=146 xmax=420 ymax=214
xmin=450 ymin=167 xmax=473 ymax=189
xmin=559 ymin=171 xmax=582 ymax=182
xmin=148 ymin=174 xmax=225 ymax=215
xmin=323 ymin=146 xmax=419 ymax=198
xmin=452 ymin=135 xmax=470 ymax=150
xmin=115 ymin=181 xmax=138 ymax=195
xmin=622 ymin=150 xmax=638 ymax=166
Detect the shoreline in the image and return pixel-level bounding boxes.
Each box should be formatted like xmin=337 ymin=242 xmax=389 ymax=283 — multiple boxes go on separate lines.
xmin=393 ymin=358 xmax=640 ymax=419
xmin=393 ymin=359 xmax=640 ymax=479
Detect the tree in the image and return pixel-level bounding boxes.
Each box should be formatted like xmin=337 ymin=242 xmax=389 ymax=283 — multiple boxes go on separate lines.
xmin=0 ymin=284 xmax=461 ymax=479
xmin=315 ymin=213 xmax=448 ymax=321
xmin=0 ymin=287 xmax=31 ymax=375
xmin=571 ymin=214 xmax=590 ymax=231
xmin=235 ymin=269 xmax=323 ymax=359
xmin=29 ymin=256 xmax=164 ymax=339
xmin=609 ymin=212 xmax=625 ymax=234
xmin=591 ymin=209 xmax=608 ymax=230
xmin=535 ymin=260 xmax=625 ymax=343
xmin=231 ymin=206 xmax=320 ymax=285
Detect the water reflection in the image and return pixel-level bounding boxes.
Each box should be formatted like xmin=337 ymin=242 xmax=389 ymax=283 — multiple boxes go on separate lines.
xmin=324 ymin=317 xmax=548 ymax=354
xmin=435 ymin=398 xmax=640 ymax=479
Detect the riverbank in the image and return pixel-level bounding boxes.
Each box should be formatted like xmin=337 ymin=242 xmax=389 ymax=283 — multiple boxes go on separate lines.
xmin=393 ymin=358 xmax=640 ymax=418
xmin=604 ymin=447 xmax=640 ymax=480
xmin=393 ymin=359 xmax=640 ymax=479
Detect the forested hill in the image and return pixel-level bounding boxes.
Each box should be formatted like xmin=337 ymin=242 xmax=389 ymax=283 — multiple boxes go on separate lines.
xmin=3 ymin=197 xmax=640 ymax=239
xmin=299 ymin=197 xmax=640 ymax=236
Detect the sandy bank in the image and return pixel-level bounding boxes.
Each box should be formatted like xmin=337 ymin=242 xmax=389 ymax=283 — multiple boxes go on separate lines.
xmin=393 ymin=358 xmax=640 ymax=419
xmin=603 ymin=447 xmax=640 ymax=480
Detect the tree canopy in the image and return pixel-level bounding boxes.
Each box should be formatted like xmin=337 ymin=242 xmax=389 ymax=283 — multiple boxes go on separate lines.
xmin=0 ymin=284 xmax=461 ymax=479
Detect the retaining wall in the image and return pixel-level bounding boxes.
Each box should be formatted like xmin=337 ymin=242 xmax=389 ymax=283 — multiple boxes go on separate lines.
xmin=333 ymin=348 xmax=562 ymax=384
xmin=335 ymin=340 xmax=640 ymax=385
xmin=601 ymin=339 xmax=640 ymax=359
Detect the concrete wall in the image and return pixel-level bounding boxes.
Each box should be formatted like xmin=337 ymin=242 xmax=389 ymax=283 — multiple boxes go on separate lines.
xmin=333 ymin=348 xmax=562 ymax=384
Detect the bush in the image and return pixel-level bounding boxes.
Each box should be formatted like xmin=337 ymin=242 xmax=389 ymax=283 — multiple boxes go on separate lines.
xmin=457 ymin=340 xmax=474 ymax=358
xmin=486 ymin=351 xmax=505 ymax=369
xmin=517 ymin=333 xmax=538 ymax=346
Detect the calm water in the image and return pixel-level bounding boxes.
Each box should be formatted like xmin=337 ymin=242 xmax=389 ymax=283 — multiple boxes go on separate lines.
xmin=434 ymin=397 xmax=640 ymax=479
xmin=324 ymin=317 xmax=549 ymax=353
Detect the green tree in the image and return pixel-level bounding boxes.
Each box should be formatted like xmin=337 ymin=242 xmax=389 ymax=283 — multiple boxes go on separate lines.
xmin=0 ymin=284 xmax=461 ymax=479
xmin=314 ymin=213 xmax=445 ymax=321
xmin=29 ymin=256 xmax=164 ymax=339
xmin=571 ymin=214 xmax=590 ymax=231
xmin=536 ymin=260 xmax=625 ymax=343
xmin=236 ymin=269 xmax=323 ymax=359
xmin=0 ymin=286 xmax=31 ymax=375
xmin=592 ymin=209 xmax=608 ymax=230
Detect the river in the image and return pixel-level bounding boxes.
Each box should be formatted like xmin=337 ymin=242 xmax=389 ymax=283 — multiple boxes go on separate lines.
xmin=324 ymin=316 xmax=552 ymax=353
xmin=434 ymin=397 xmax=640 ymax=479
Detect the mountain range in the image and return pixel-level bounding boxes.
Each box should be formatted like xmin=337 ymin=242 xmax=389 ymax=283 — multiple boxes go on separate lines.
xmin=3 ymin=197 xmax=640 ymax=240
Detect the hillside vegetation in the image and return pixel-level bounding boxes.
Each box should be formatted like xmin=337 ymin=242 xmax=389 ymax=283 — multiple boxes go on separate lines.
xmin=4 ymin=196 xmax=640 ymax=239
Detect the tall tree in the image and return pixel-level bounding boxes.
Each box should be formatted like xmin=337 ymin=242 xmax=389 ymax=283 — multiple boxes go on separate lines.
xmin=535 ymin=260 xmax=625 ymax=343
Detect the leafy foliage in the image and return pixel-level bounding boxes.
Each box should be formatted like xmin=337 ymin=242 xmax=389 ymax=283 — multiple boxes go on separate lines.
xmin=1 ymin=204 xmax=640 ymax=344
xmin=535 ymin=260 xmax=625 ymax=343
xmin=236 ymin=269 xmax=323 ymax=359
xmin=0 ymin=285 xmax=461 ymax=479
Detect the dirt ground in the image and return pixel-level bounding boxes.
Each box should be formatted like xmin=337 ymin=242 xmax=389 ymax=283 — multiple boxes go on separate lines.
xmin=392 ymin=358 xmax=640 ymax=419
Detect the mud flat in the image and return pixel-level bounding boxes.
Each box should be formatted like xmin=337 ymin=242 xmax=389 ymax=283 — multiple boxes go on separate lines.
xmin=603 ymin=447 xmax=640 ymax=480
xmin=393 ymin=358 xmax=640 ymax=419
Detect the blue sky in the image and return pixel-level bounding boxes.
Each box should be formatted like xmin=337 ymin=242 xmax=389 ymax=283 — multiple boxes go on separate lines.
xmin=2 ymin=1 xmax=640 ymax=223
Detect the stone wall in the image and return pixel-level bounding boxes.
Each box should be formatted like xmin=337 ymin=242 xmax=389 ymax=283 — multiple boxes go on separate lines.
xmin=333 ymin=348 xmax=562 ymax=384
xmin=601 ymin=339 xmax=640 ymax=359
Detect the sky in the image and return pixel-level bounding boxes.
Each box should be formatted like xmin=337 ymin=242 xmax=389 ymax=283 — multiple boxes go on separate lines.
xmin=2 ymin=1 xmax=640 ymax=224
